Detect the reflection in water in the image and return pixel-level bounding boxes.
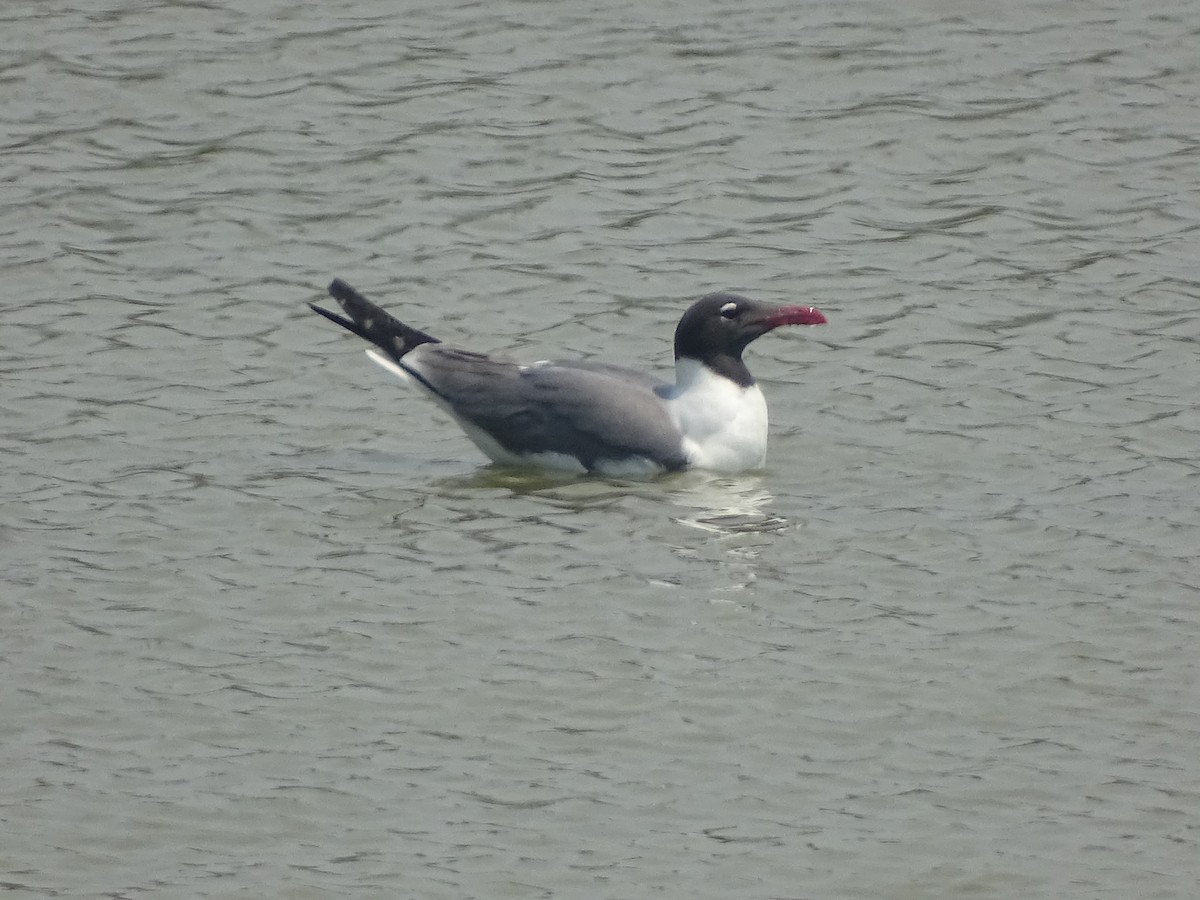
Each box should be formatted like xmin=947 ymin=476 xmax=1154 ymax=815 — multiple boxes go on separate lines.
xmin=428 ymin=467 xmax=786 ymax=600
xmin=432 ymin=466 xmax=596 ymax=496
xmin=432 ymin=466 xmax=786 ymax=536
xmin=663 ymin=472 xmax=786 ymax=536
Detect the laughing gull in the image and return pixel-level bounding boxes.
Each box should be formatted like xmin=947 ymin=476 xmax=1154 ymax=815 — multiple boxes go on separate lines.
xmin=310 ymin=279 xmax=826 ymax=475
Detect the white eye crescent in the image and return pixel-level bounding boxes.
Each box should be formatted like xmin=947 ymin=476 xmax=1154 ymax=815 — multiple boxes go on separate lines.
xmin=719 ymin=301 xmax=739 ymax=318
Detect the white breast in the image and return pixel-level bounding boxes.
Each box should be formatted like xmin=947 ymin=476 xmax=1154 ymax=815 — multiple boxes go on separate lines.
xmin=664 ymin=358 xmax=769 ymax=472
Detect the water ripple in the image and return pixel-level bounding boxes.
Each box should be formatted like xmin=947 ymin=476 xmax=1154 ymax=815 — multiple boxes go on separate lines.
xmin=3 ymin=0 xmax=1199 ymax=897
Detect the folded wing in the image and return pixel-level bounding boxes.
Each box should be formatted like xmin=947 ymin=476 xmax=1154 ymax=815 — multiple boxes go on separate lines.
xmin=402 ymin=347 xmax=688 ymax=471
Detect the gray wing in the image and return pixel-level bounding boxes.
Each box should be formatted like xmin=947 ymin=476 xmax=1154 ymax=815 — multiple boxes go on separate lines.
xmin=404 ymin=346 xmax=687 ymax=471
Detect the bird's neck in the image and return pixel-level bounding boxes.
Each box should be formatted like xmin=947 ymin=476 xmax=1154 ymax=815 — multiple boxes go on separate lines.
xmin=674 ymin=352 xmax=754 ymax=389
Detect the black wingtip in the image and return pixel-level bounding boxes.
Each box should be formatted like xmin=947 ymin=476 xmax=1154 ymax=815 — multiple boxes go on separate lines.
xmin=311 ymin=278 xmax=441 ymax=356
xmin=328 ymin=278 xmax=362 ymax=303
xmin=309 ymin=300 xmax=369 ymax=340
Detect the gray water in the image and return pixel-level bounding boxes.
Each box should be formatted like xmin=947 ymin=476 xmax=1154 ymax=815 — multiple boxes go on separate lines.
xmin=3 ymin=1 xmax=1199 ymax=897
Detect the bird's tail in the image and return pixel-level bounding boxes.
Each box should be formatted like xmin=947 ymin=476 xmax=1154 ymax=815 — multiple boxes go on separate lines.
xmin=310 ymin=279 xmax=440 ymax=362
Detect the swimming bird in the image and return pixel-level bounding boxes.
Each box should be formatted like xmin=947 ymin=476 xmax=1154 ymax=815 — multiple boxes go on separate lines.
xmin=310 ymin=279 xmax=826 ymax=475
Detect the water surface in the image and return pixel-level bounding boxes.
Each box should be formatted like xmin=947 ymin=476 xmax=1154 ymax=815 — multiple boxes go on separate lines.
xmin=3 ymin=1 xmax=1198 ymax=897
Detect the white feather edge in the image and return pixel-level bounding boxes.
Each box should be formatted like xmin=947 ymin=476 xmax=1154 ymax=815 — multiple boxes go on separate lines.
xmin=364 ymin=348 xmax=414 ymax=382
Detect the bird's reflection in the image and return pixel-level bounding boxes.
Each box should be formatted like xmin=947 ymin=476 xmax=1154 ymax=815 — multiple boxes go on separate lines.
xmin=662 ymin=471 xmax=787 ymax=536
xmin=431 ymin=466 xmax=786 ymax=536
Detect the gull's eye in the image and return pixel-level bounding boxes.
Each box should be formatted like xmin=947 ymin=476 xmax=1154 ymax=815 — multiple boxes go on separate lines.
xmin=719 ymin=301 xmax=739 ymax=319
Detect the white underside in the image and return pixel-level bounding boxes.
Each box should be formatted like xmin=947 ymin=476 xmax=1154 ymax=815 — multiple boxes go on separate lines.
xmin=364 ymin=348 xmax=768 ymax=475
xmin=663 ymin=357 xmax=769 ymax=473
